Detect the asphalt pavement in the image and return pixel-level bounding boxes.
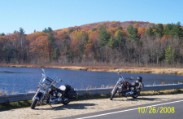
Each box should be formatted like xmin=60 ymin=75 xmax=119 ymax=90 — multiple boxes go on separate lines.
xmin=61 ymin=99 xmax=183 ymax=119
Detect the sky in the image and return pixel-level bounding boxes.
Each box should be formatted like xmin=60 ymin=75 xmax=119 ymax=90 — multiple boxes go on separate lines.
xmin=0 ymin=0 xmax=183 ymax=34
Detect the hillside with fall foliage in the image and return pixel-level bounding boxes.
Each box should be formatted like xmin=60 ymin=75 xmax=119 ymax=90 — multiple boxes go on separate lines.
xmin=0 ymin=21 xmax=183 ymax=66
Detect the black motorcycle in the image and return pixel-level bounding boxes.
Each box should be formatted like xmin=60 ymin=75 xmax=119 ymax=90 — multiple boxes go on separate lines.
xmin=110 ymin=73 xmax=143 ymax=100
xmin=31 ymin=69 xmax=77 ymax=109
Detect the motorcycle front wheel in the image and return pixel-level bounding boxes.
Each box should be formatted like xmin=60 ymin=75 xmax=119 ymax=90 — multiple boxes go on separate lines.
xmin=110 ymin=87 xmax=118 ymax=100
xmin=31 ymin=99 xmax=38 ymax=109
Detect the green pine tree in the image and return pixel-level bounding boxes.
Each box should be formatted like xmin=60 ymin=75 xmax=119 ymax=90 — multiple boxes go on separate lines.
xmin=165 ymin=45 xmax=174 ymax=64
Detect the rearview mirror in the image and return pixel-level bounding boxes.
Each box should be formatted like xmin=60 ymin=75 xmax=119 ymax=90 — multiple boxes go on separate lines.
xmin=58 ymin=79 xmax=62 ymax=82
xmin=117 ymin=69 xmax=122 ymax=75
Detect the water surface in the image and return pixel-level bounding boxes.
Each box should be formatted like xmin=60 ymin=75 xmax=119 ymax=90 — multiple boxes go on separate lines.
xmin=0 ymin=67 xmax=183 ymax=94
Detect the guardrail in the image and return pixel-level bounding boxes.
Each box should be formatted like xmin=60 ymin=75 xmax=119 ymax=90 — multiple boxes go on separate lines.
xmin=1 ymin=84 xmax=183 ymax=104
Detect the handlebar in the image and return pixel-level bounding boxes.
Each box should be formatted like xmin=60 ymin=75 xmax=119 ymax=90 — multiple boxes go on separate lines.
xmin=46 ymin=77 xmax=54 ymax=83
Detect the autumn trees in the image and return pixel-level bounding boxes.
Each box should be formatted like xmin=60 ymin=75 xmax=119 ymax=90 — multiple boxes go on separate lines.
xmin=0 ymin=28 xmax=29 ymax=63
xmin=0 ymin=21 xmax=183 ymax=66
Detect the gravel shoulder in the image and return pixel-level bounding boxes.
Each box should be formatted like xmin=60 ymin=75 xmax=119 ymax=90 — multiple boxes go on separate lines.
xmin=0 ymin=94 xmax=183 ymax=119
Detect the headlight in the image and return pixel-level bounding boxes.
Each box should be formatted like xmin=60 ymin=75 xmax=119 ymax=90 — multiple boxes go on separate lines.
xmin=59 ymin=85 xmax=66 ymax=91
xmin=42 ymin=78 xmax=46 ymax=82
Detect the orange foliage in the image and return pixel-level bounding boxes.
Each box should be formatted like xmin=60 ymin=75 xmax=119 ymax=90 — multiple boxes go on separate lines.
xmin=27 ymin=32 xmax=47 ymax=41
xmin=121 ymin=30 xmax=127 ymax=37
xmin=70 ymin=30 xmax=86 ymax=47
xmin=29 ymin=35 xmax=49 ymax=60
xmin=88 ymin=31 xmax=99 ymax=42
xmin=134 ymin=23 xmax=140 ymax=28
xmin=85 ymin=43 xmax=93 ymax=54
xmin=138 ymin=28 xmax=146 ymax=36
xmin=161 ymin=35 xmax=172 ymax=42
xmin=55 ymin=30 xmax=69 ymax=40
xmin=108 ymin=27 xmax=118 ymax=37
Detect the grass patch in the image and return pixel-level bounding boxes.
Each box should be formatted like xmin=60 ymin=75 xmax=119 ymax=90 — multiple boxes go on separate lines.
xmin=141 ymin=89 xmax=183 ymax=96
xmin=0 ymin=100 xmax=32 ymax=111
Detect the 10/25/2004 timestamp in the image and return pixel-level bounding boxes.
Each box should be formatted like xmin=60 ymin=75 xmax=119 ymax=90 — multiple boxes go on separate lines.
xmin=138 ymin=106 xmax=175 ymax=114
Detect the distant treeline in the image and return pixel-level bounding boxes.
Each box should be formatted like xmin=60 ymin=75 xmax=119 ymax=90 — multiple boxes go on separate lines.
xmin=0 ymin=21 xmax=183 ymax=66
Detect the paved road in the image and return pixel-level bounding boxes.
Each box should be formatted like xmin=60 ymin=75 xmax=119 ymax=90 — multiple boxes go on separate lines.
xmin=61 ymin=99 xmax=183 ymax=119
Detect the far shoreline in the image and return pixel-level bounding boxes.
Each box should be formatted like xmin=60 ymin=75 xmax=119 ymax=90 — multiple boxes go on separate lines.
xmin=1 ymin=63 xmax=183 ymax=75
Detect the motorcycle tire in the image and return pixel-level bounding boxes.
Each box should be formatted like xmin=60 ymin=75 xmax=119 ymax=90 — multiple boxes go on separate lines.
xmin=132 ymin=91 xmax=140 ymax=99
xmin=63 ymin=99 xmax=70 ymax=105
xmin=110 ymin=87 xmax=118 ymax=100
xmin=31 ymin=99 xmax=38 ymax=109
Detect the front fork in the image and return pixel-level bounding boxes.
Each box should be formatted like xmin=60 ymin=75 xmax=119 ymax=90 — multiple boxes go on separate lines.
xmin=33 ymin=89 xmax=44 ymax=101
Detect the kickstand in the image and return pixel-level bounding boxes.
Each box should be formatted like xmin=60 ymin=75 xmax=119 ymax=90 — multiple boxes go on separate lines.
xmin=49 ymin=104 xmax=54 ymax=109
xmin=126 ymin=96 xmax=128 ymax=100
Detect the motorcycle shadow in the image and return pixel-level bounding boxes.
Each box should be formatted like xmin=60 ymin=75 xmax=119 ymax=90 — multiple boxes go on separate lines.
xmin=35 ymin=103 xmax=96 ymax=110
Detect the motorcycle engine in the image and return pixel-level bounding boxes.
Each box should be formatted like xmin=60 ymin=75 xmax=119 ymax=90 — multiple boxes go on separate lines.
xmin=57 ymin=92 xmax=62 ymax=97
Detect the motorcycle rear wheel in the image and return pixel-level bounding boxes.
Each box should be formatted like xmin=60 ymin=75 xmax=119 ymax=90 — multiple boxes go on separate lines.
xmin=132 ymin=91 xmax=140 ymax=99
xmin=63 ymin=99 xmax=70 ymax=105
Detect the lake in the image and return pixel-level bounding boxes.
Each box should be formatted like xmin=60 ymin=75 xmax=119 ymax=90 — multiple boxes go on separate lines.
xmin=0 ymin=67 xmax=183 ymax=94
